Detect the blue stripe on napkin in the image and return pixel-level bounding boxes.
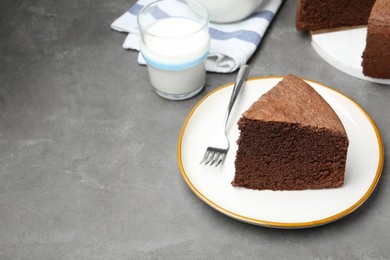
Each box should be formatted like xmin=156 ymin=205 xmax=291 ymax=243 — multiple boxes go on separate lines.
xmin=209 ymin=10 xmax=275 ymax=46
xmin=209 ymin=28 xmax=261 ymax=46
xmin=128 ymin=3 xmax=170 ymax=19
xmin=251 ymin=10 xmax=275 ymax=22
xmin=128 ymin=3 xmax=143 ymax=15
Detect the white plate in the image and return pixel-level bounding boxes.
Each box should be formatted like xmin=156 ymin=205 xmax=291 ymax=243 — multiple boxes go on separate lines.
xmin=178 ymin=77 xmax=384 ymax=228
xmin=311 ymin=27 xmax=390 ymax=85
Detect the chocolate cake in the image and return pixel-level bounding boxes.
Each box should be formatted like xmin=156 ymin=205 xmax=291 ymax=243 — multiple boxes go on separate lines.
xmin=232 ymin=75 xmax=349 ymax=191
xmin=362 ymin=0 xmax=390 ymax=78
xmin=296 ymin=0 xmax=390 ymax=79
xmin=296 ymin=0 xmax=376 ymax=31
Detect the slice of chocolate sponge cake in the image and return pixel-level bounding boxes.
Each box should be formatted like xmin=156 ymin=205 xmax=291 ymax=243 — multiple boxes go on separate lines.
xmin=232 ymin=74 xmax=349 ymax=191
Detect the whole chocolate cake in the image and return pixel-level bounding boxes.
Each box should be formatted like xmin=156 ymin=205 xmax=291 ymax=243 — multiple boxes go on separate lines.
xmin=232 ymin=75 xmax=349 ymax=191
xmin=295 ymin=0 xmax=390 ymax=79
xmin=362 ymin=0 xmax=390 ymax=79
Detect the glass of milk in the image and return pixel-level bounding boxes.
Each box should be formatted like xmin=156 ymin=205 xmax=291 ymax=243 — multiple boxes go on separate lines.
xmin=137 ymin=0 xmax=210 ymax=100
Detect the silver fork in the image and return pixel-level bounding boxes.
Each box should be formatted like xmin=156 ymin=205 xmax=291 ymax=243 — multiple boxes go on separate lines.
xmin=200 ymin=65 xmax=250 ymax=166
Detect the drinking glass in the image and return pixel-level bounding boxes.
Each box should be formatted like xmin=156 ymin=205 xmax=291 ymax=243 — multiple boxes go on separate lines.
xmin=138 ymin=0 xmax=210 ymax=100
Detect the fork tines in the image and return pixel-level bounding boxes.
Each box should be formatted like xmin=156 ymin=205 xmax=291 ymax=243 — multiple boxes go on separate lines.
xmin=199 ymin=149 xmax=226 ymax=166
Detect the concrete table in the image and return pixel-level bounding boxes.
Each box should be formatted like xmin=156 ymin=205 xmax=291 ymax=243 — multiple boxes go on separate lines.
xmin=0 ymin=0 xmax=388 ymax=258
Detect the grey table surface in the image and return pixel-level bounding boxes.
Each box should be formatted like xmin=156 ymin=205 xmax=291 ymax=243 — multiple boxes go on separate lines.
xmin=0 ymin=0 xmax=389 ymax=259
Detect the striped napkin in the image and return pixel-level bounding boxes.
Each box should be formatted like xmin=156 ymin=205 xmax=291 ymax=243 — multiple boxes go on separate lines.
xmin=111 ymin=0 xmax=283 ymax=73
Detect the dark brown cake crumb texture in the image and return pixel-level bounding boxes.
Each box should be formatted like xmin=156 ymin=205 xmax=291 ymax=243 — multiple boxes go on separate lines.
xmin=232 ymin=120 xmax=348 ymax=191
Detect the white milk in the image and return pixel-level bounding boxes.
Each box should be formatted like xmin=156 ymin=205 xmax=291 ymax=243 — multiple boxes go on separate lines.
xmin=140 ymin=17 xmax=210 ymax=100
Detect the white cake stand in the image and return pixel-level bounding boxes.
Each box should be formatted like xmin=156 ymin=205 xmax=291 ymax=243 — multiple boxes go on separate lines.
xmin=311 ymin=27 xmax=390 ymax=85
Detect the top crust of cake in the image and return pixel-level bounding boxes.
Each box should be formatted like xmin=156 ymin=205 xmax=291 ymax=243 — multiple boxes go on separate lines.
xmin=243 ymin=74 xmax=346 ymax=134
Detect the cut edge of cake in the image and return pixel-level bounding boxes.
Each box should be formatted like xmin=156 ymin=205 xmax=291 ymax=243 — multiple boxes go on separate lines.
xmin=362 ymin=0 xmax=390 ymax=79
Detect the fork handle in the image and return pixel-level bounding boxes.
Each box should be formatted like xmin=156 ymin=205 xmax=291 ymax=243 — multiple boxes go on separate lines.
xmin=223 ymin=65 xmax=250 ymax=130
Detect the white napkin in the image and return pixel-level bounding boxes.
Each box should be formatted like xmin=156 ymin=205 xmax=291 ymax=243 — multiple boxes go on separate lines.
xmin=111 ymin=0 xmax=283 ymax=73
